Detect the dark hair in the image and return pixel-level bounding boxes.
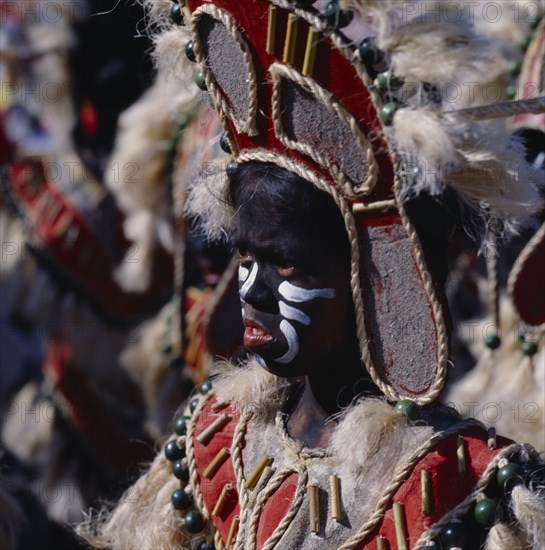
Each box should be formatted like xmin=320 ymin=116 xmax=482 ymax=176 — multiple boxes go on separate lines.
xmin=228 ymin=161 xmax=351 ymax=266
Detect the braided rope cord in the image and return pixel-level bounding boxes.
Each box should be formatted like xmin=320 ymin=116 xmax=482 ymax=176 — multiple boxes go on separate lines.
xmin=413 ymin=443 xmax=538 ymax=549
xmin=269 ymin=62 xmax=379 ymax=199
xmin=186 ymin=390 xmax=216 ymax=521
xmin=337 ymin=419 xmax=485 ymax=550
xmin=189 ymin=4 xmax=259 ymax=137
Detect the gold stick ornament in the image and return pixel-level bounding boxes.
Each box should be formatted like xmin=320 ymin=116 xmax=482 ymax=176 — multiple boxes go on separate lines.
xmin=245 ymin=456 xmax=274 ymax=490
xmin=308 ymin=485 xmax=320 ymax=533
xmin=203 ymin=447 xmax=230 ymax=479
xmin=196 ymin=413 xmax=231 ymax=445
xmin=329 ymin=475 xmax=342 ymax=520
xmin=212 ymin=483 xmax=233 ymax=517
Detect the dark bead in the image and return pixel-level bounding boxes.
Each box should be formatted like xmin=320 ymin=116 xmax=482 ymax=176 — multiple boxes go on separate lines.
xmin=220 ymin=133 xmax=232 ymax=154
xmin=173 ymin=459 xmax=190 ymax=481
xmin=484 ymin=334 xmax=501 ymax=350
xmin=198 ymin=544 xmax=215 ymax=550
xmin=474 ymin=497 xmax=498 ymax=527
xmin=226 ymin=159 xmax=238 ymax=178
xmin=185 ymin=40 xmax=197 ymax=62
xmin=508 ymin=60 xmax=522 ymax=77
xmin=161 ymin=341 xmax=173 ymax=355
xmin=171 ymin=488 xmax=192 ymax=510
xmin=165 ymin=439 xmax=185 ymax=462
xmin=190 ymin=396 xmax=200 ymax=413
xmin=184 ymin=510 xmax=205 ymax=533
xmin=441 ymin=522 xmax=469 ymax=548
xmin=379 ymin=101 xmax=400 ymax=126
xmin=195 ymin=70 xmax=207 ymax=91
xmin=170 ymin=3 xmax=184 ymax=25
xmin=173 ymin=415 xmax=190 ymax=436
xmin=394 ymin=399 xmax=421 ymax=420
xmin=522 ymin=341 xmax=538 ymax=356
xmin=497 ymin=462 xmax=523 ymax=490
xmin=376 ymin=69 xmax=404 ymax=92
xmin=358 ymin=37 xmax=385 ymax=68
xmin=199 ymin=380 xmax=213 ymax=395
xmin=324 ymin=1 xmax=353 ymax=28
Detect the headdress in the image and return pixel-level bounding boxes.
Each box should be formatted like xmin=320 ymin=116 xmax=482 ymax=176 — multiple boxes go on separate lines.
xmin=176 ymin=0 xmax=542 ymax=404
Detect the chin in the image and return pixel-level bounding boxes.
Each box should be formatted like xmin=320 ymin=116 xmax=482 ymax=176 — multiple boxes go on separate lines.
xmin=253 ymin=354 xmax=308 ymax=379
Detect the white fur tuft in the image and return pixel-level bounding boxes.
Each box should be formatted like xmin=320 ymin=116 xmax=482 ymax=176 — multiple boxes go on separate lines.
xmin=511 ymin=484 xmax=545 ymax=548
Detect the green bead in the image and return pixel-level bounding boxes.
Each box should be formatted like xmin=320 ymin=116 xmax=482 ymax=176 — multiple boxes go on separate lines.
xmin=173 ymin=415 xmax=189 ymax=436
xmin=173 ymin=459 xmax=190 ymax=481
xmin=473 ymin=497 xmax=498 ymax=527
xmin=190 ymin=396 xmax=200 ymax=413
xmin=522 ymin=341 xmax=538 ymax=356
xmin=199 ymin=380 xmax=213 ymax=394
xmin=171 ymin=488 xmax=192 ymax=510
xmin=185 ymin=41 xmax=197 ymax=63
xmin=220 ymin=133 xmax=232 ymax=154
xmin=519 ymin=34 xmax=532 ymax=52
xmin=195 ymin=70 xmax=207 ymax=91
xmin=165 ymin=439 xmax=185 ymax=462
xmin=497 ymin=462 xmax=523 ymax=490
xmin=184 ymin=510 xmax=205 ymax=533
xmin=324 ymin=1 xmax=353 ymax=29
xmin=358 ymin=37 xmax=384 ymax=68
xmin=376 ymin=70 xmax=404 ymax=92
xmin=379 ymin=102 xmax=400 ymax=126
xmin=484 ymin=334 xmax=501 ymax=350
xmin=441 ymin=523 xmax=468 ymax=548
xmin=506 ymin=84 xmax=517 ymax=100
xmin=226 ymin=159 xmax=238 ymax=178
xmin=508 ymin=60 xmax=522 ymax=77
xmin=394 ymin=399 xmax=421 ymax=420
xmin=170 ymin=4 xmax=184 ymax=25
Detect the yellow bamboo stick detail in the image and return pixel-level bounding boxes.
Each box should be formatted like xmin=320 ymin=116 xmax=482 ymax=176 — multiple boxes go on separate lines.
xmin=457 ymin=435 xmax=467 ymax=474
xmin=487 ymin=427 xmax=497 ymax=450
xmin=421 ymin=469 xmax=433 ymax=516
xmin=393 ymin=502 xmax=409 ymax=550
xmin=303 ymin=28 xmax=319 ymax=76
xmin=203 ymin=447 xmax=230 ymax=479
xmin=225 ymin=515 xmax=240 ymax=548
xmin=196 ymin=413 xmax=231 ymax=445
xmin=212 ymin=483 xmax=233 ymax=517
xmin=308 ymin=485 xmax=320 ymax=533
xmin=283 ymin=14 xmax=299 ymax=65
xmin=266 ymin=5 xmax=277 ymax=55
xmin=329 ymin=475 xmax=342 ymax=520
xmin=245 ymin=456 xmax=273 ymax=490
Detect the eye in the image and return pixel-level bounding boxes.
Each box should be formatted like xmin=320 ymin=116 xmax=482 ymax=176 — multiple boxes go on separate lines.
xmin=275 ymin=264 xmax=299 ymax=277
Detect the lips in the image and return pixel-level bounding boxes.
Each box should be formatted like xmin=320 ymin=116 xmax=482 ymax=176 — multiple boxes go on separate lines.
xmin=243 ymin=319 xmax=274 ymax=349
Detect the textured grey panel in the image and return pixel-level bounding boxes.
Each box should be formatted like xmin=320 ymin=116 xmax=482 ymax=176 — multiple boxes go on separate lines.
xmin=281 ymin=79 xmax=368 ymax=186
xmin=359 ymin=222 xmax=438 ymax=396
xmin=199 ymin=14 xmax=249 ymax=122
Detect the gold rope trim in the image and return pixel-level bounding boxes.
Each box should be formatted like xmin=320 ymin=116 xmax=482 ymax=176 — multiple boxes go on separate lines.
xmin=190 ymin=4 xmax=259 ymax=137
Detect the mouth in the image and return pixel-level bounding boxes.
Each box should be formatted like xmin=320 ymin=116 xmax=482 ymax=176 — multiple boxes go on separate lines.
xmin=243 ymin=319 xmax=274 ymax=349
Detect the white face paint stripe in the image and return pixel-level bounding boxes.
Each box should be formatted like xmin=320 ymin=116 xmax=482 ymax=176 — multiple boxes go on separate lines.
xmin=279 ymin=301 xmax=310 ymax=326
xmin=238 ymin=265 xmax=249 ymax=283
xmin=278 ymin=281 xmax=336 ymax=303
xmin=276 ymin=320 xmax=299 ymax=364
xmin=239 ymin=262 xmax=257 ymax=300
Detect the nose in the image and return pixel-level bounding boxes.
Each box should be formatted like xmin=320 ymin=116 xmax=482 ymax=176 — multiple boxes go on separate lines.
xmin=240 ymin=264 xmax=279 ymax=313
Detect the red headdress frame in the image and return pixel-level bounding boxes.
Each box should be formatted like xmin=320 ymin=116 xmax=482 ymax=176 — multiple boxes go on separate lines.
xmin=185 ymin=0 xmax=449 ymax=404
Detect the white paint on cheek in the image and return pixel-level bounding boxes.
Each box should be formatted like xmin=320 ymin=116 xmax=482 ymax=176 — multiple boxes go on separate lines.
xmin=238 ymin=265 xmax=249 ymax=283
xmin=278 ymin=281 xmax=336 ymax=303
xmin=276 ymin=320 xmax=299 ymax=364
xmin=239 ymin=262 xmax=257 ymax=300
xmin=279 ymin=301 xmax=310 ymax=326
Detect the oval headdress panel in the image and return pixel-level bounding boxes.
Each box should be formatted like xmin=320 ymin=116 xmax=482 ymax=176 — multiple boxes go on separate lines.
xmin=184 ymin=0 xmax=448 ymax=404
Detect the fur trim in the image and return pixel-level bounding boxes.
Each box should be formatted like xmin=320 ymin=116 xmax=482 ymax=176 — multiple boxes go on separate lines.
xmin=393 ymin=109 xmax=540 ymax=233
xmin=511 ymin=484 xmax=545 ymax=548
xmin=212 ymin=358 xmax=290 ymax=419
xmin=484 ymin=522 xmax=528 ymax=550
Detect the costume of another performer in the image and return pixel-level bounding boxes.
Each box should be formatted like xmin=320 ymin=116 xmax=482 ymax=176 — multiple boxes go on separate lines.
xmin=80 ymin=1 xmax=545 ymax=549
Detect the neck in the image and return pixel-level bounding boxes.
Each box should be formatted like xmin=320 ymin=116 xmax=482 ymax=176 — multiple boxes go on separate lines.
xmin=286 ymin=345 xmax=377 ymax=448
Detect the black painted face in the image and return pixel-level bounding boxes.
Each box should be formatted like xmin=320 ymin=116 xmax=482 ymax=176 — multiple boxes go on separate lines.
xmin=235 ymin=191 xmax=356 ymax=378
